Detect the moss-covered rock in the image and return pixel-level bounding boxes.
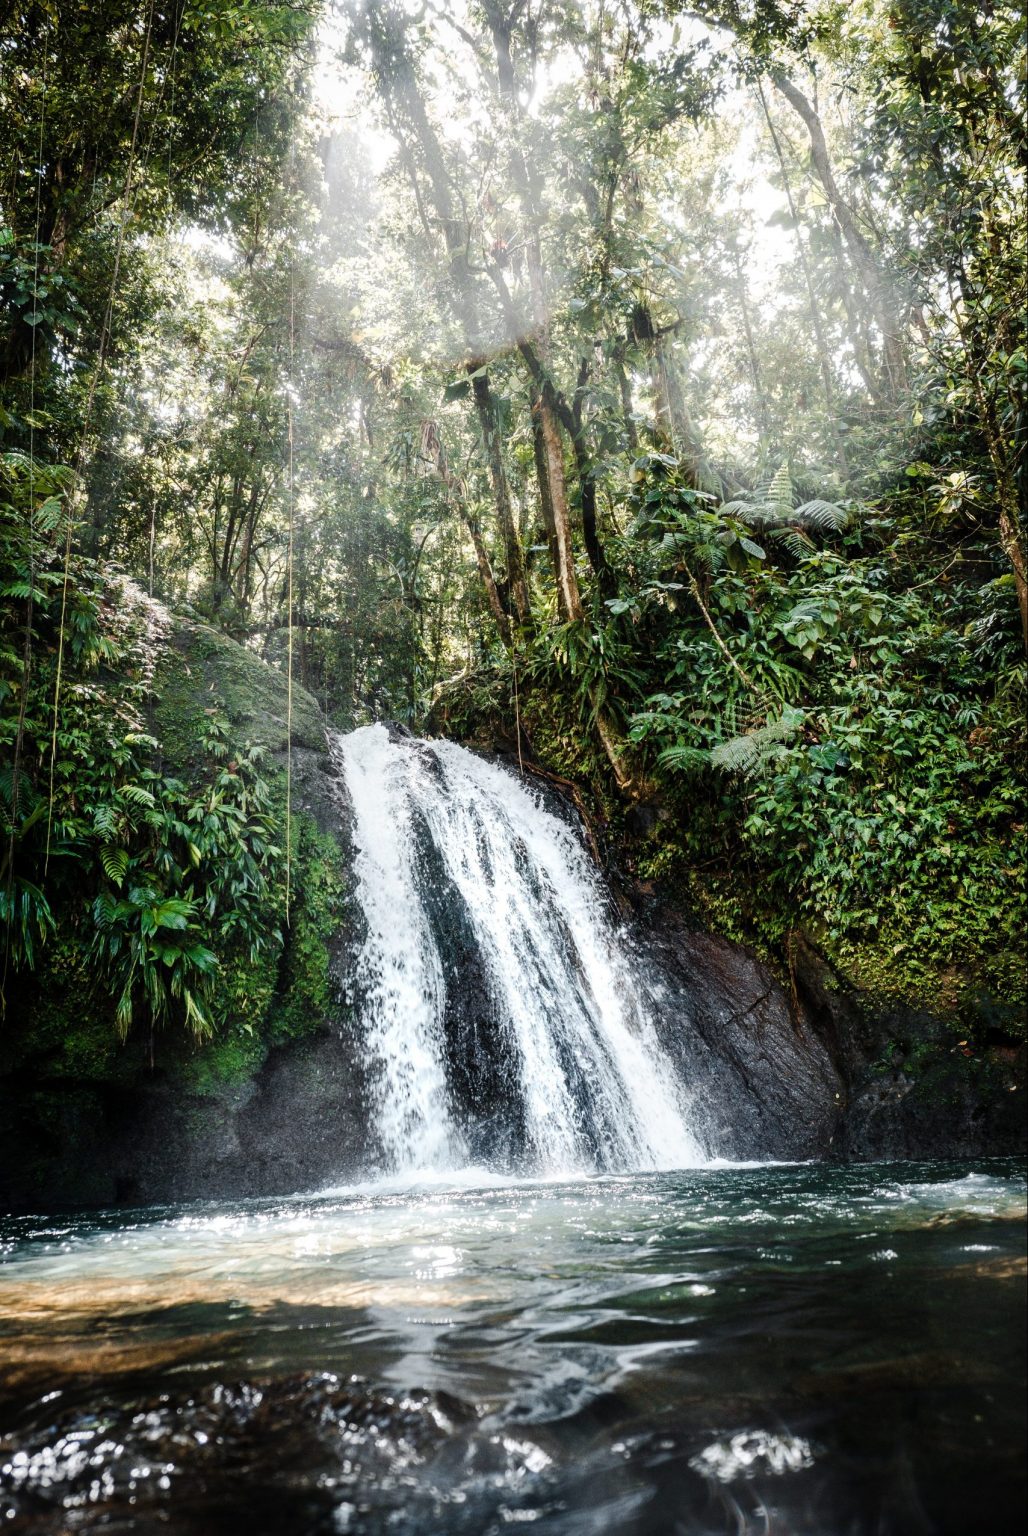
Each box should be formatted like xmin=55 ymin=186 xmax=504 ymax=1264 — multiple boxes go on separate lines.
xmin=0 ymin=602 xmax=361 ymax=1213
xmin=152 ymin=616 xmax=326 ymax=767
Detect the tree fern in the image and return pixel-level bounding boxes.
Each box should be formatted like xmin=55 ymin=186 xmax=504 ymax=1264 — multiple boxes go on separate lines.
xmin=766 ymin=461 xmax=793 ymax=512
xmin=709 ymin=706 xmax=805 ymax=776
xmin=767 ymin=526 xmax=816 ymax=559
xmin=721 ymin=464 xmax=849 ymax=540
xmin=792 ymin=499 xmax=849 ymax=532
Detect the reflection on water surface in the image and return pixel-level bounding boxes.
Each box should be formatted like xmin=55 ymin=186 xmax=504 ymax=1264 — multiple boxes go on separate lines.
xmin=1 ymin=1161 xmax=1025 ymax=1533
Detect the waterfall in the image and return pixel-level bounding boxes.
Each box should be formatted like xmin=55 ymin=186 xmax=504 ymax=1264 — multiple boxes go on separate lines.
xmin=333 ymin=723 xmax=704 ymax=1177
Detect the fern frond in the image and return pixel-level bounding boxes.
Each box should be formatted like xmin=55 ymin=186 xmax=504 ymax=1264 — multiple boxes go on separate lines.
xmin=727 ymin=504 xmax=776 ymax=530
xmin=710 ymin=707 xmax=805 ymax=776
xmin=34 ymin=496 xmax=65 ymax=534
xmin=115 ymin=969 xmax=135 ymax=1040
xmin=99 ymin=844 xmax=129 ymax=886
xmin=767 ymin=462 xmax=792 ymax=511
xmin=92 ymin=804 xmax=119 ymax=838
xmin=93 ymin=889 xmax=119 ymax=926
xmin=0 ymin=765 xmax=34 ymax=811
xmin=792 ymin=499 xmax=849 ymax=532
xmin=119 ymin=784 xmax=156 ymax=808
xmin=768 ymin=526 xmax=816 ymax=558
xmin=656 ymin=743 xmax=710 ymax=774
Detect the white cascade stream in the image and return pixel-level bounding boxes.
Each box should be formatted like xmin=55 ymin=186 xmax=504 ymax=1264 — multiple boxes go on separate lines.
xmin=333 ymin=723 xmax=704 ymax=1177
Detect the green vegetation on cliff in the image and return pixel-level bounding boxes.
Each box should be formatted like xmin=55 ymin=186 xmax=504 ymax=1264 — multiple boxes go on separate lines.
xmin=0 ymin=521 xmax=344 ymax=1095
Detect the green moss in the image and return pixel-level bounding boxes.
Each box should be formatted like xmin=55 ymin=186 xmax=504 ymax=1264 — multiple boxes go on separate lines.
xmin=171 ymin=1024 xmax=268 ymax=1097
xmin=159 ymin=811 xmax=348 ymax=1096
xmin=266 ymin=815 xmax=348 ymax=1046
xmin=631 ymin=818 xmax=1025 ymax=1048
xmin=153 ymin=618 xmax=324 ymax=772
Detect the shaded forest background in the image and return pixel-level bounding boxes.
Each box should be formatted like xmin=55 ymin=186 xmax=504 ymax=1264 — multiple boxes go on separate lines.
xmin=1 ymin=0 xmax=1025 ymax=1044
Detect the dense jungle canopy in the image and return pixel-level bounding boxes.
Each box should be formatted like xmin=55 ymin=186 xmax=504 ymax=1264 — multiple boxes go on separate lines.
xmin=1 ymin=0 xmax=1025 ymax=1048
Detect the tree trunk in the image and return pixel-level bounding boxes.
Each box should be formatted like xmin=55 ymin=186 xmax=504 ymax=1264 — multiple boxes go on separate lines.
xmin=630 ymin=302 xmax=722 ymax=493
xmin=733 ymin=251 xmax=772 ymax=442
xmin=756 ymin=79 xmax=849 ymax=478
xmin=470 ymin=368 xmax=533 ymax=629
xmin=772 ymin=69 xmax=908 ymax=400
xmin=360 ymin=4 xmax=529 ymax=636
xmin=537 ymin=399 xmax=584 ymax=623
xmin=462 ymin=507 xmax=514 ymax=649
xmin=418 ymin=419 xmax=513 ymax=649
xmin=999 ymin=503 xmax=1028 ymax=652
xmin=653 ymin=332 xmax=712 ymax=491
xmin=483 ymin=4 xmax=599 ymax=606
xmin=571 ymin=360 xmax=615 ymax=592
xmin=613 ymin=352 xmax=639 ymax=452
xmin=531 ymin=403 xmax=562 ymax=609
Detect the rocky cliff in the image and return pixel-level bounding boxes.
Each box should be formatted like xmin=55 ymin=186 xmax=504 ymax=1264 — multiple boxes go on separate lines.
xmin=1 ymin=615 xmax=1022 ymax=1213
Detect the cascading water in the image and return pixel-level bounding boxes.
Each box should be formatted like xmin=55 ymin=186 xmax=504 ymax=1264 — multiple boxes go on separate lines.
xmin=333 ymin=722 xmax=704 ymax=1177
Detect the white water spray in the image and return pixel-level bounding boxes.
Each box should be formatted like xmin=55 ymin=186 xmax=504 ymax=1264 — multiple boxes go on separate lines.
xmin=334 ymin=723 xmax=703 ymax=1176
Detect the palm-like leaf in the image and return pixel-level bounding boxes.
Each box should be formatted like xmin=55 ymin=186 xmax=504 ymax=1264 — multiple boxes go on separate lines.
xmin=656 ymin=743 xmax=710 ymax=774
xmin=792 ymin=499 xmax=849 ymax=532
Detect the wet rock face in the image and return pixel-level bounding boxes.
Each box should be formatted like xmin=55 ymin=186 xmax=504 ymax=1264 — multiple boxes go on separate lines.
xmin=837 ymin=1052 xmax=1027 ymax=1162
xmin=409 ymin=805 xmax=529 ymax=1164
xmin=637 ymin=910 xmax=1025 ymax=1163
xmin=95 ymin=1034 xmax=370 ymax=1206
xmin=640 ymin=923 xmax=845 ymax=1161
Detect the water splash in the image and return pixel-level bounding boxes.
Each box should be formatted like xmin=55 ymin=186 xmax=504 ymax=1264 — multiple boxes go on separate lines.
xmin=333 ymin=724 xmax=703 ymax=1176
xmin=333 ymin=723 xmax=463 ymax=1173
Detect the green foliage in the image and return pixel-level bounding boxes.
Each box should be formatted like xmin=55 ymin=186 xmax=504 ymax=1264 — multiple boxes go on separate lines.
xmin=1 ymin=469 xmax=287 ymax=1040
xmin=0 ymin=767 xmax=53 ymax=969
xmin=527 ymin=616 xmax=646 ymax=730
xmin=719 ymin=464 xmax=851 ymax=565
xmin=266 ymin=816 xmax=348 ymax=1048
xmin=2 ymin=0 xmax=1025 ymax=1122
xmin=90 ymin=888 xmax=218 ymax=1041
xmin=72 ymin=726 xmax=285 ymax=1042
xmin=619 ymin=455 xmax=1025 ymax=1016
xmin=707 ymin=705 xmax=805 ymax=774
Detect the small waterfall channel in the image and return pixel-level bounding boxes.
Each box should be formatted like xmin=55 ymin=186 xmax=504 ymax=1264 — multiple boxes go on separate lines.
xmin=332 ymin=723 xmax=704 ymax=1177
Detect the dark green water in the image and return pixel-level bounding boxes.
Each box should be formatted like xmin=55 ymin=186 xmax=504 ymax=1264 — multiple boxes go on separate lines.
xmin=1 ymin=1160 xmax=1025 ymax=1534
